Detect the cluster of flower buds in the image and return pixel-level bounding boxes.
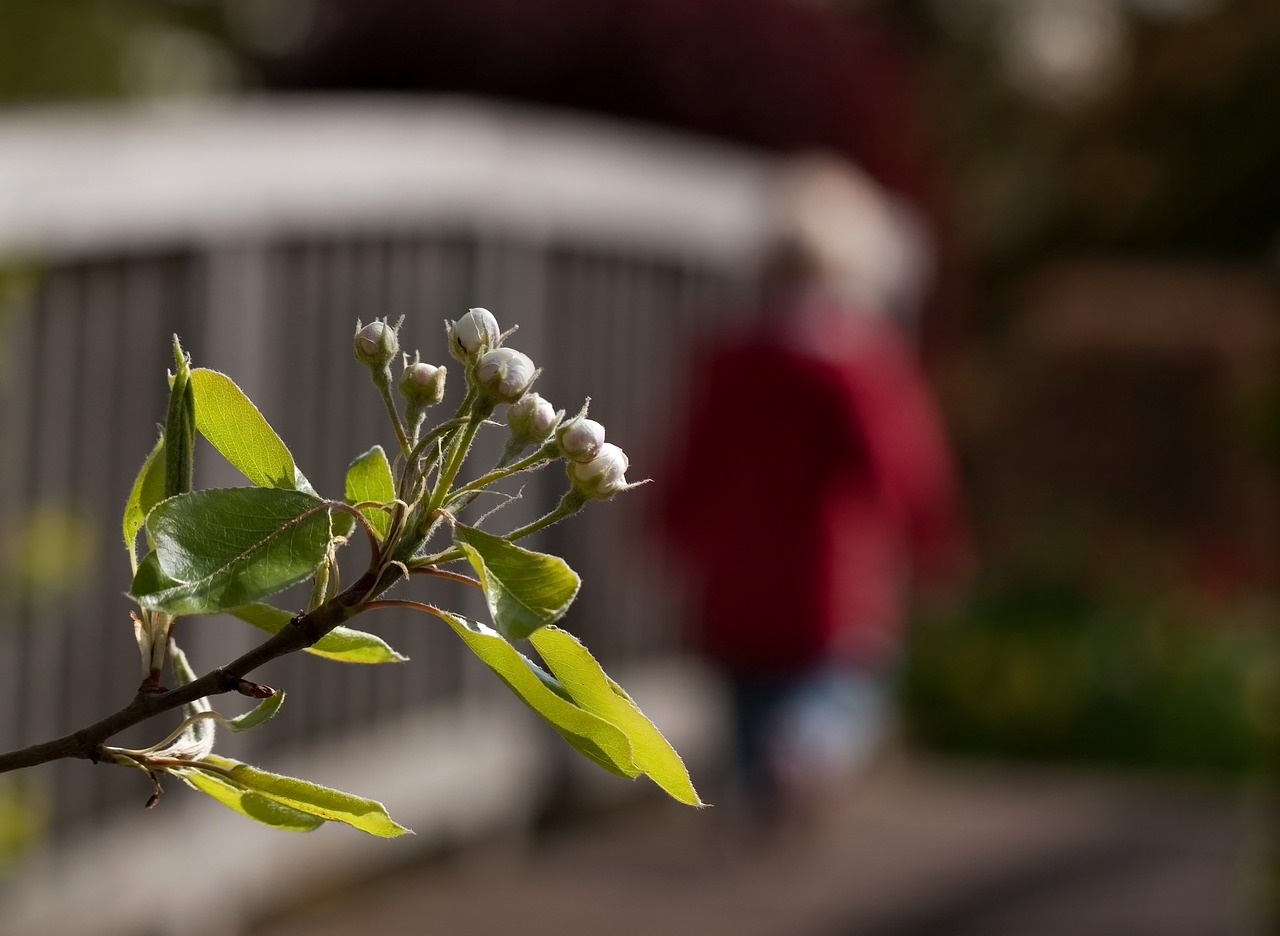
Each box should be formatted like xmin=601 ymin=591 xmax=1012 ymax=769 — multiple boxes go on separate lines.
xmin=358 ymin=305 xmax=638 ymax=506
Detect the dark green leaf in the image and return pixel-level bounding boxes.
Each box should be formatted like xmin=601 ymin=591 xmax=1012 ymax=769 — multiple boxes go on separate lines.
xmin=231 ymin=602 xmax=408 ymax=664
xmin=199 ymin=755 xmax=409 ymax=837
xmin=435 ymin=608 xmax=638 ymax=777
xmin=131 ymin=488 xmax=333 ymax=616
xmin=530 ymin=627 xmax=702 ymax=805
xmin=165 ymin=338 xmax=195 ymax=499
xmin=177 ymin=769 xmax=325 ymax=832
xmin=345 ymin=446 xmax=395 ymax=539
xmin=454 ymin=523 xmax=580 ymax=642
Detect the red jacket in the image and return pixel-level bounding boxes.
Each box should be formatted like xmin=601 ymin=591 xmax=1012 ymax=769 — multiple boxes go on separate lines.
xmin=661 ymin=302 xmax=965 ymax=673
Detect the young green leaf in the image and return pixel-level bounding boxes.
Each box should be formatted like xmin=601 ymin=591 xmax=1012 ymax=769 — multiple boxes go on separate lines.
xmin=223 ymin=691 xmax=286 ymax=732
xmin=122 ymin=433 xmax=166 ymax=573
xmin=345 ymin=445 xmax=395 ymax=539
xmin=131 ymin=488 xmax=333 ymax=616
xmin=231 ymin=602 xmax=408 ymax=664
xmin=163 ymin=639 xmax=215 ymax=760
xmin=530 ymin=627 xmax=702 ymax=806
xmin=177 ymin=769 xmax=326 ymax=832
xmin=435 ymin=608 xmax=639 ymax=778
xmin=165 ymin=338 xmax=196 ymax=500
xmin=198 ymin=755 xmax=409 ymax=837
xmin=454 ymin=522 xmax=581 ymax=642
xmin=189 ymin=368 xmax=311 ymax=492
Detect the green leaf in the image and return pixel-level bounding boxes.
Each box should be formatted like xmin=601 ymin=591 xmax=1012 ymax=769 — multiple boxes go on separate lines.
xmin=224 ymin=691 xmax=286 ymax=732
xmin=231 ymin=602 xmax=408 ymax=664
xmin=165 ymin=639 xmax=215 ymax=760
xmin=454 ymin=523 xmax=581 ymax=642
xmin=436 ymin=608 xmax=638 ymax=778
xmin=189 ymin=368 xmax=311 ymax=491
xmin=123 ymin=433 xmax=166 ymax=573
xmin=530 ymin=627 xmax=702 ymax=806
xmin=345 ymin=446 xmax=395 ymax=539
xmin=165 ymin=338 xmax=195 ymax=499
xmin=131 ymin=488 xmax=333 ymax=616
xmin=199 ymin=755 xmax=409 ymax=837
xmin=178 ymin=769 xmax=325 ymax=832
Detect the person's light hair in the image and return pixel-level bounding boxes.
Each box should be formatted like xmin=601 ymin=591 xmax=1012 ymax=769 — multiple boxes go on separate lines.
xmin=767 ymin=153 xmax=932 ymax=323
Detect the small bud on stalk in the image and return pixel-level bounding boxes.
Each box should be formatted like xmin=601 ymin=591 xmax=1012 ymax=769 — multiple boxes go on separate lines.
xmin=506 ymin=392 xmax=559 ymax=446
xmin=557 ymin=418 xmax=606 ymax=462
xmin=475 ymin=347 xmax=537 ymax=405
xmin=568 ymin=442 xmax=632 ymax=499
xmin=354 ymin=318 xmax=401 ymax=372
xmin=449 ymin=307 xmax=500 ymax=363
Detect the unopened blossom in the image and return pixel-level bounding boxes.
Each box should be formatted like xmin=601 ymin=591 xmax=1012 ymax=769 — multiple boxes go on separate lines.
xmin=448 ymin=307 xmax=500 ymax=362
xmin=475 ymin=347 xmax=536 ymax=404
xmin=557 ymin=418 xmax=606 ymax=462
xmin=568 ymin=442 xmax=630 ymax=499
xmin=353 ymin=318 xmax=400 ymax=369
xmin=507 ymin=391 xmax=558 ymax=444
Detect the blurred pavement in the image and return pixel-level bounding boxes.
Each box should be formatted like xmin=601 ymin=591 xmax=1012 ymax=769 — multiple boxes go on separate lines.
xmin=252 ymin=757 xmax=1263 ymax=936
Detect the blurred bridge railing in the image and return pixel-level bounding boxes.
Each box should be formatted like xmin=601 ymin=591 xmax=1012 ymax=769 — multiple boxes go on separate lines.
xmin=0 ymin=97 xmax=774 ymax=935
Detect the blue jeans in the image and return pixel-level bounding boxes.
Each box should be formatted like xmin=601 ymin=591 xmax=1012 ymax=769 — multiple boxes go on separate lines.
xmin=726 ymin=665 xmax=890 ymax=816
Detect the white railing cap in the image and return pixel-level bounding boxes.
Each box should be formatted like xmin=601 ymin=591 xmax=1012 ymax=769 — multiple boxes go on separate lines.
xmin=0 ymin=95 xmax=775 ymax=263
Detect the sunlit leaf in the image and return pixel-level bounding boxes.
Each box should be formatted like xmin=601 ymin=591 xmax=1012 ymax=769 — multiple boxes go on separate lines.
xmin=122 ymin=433 xmax=165 ymax=573
xmin=454 ymin=523 xmax=580 ymax=642
xmin=131 ymin=488 xmax=332 ymax=616
xmin=177 ymin=769 xmax=325 ymax=832
xmin=435 ymin=608 xmax=638 ymax=778
xmin=199 ymin=755 xmax=409 ymax=837
xmin=345 ymin=446 xmax=395 ymax=539
xmin=189 ymin=368 xmax=312 ymax=492
xmin=231 ymin=602 xmax=407 ymax=664
xmin=530 ymin=627 xmax=702 ymax=805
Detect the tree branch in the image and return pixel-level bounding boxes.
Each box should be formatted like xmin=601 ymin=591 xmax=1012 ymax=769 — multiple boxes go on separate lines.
xmin=0 ymin=563 xmax=404 ymax=775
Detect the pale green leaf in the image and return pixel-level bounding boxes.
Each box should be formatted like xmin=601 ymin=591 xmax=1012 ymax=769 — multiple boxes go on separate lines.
xmin=224 ymin=691 xmax=285 ymax=732
xmin=345 ymin=446 xmax=395 ymax=539
xmin=436 ymin=608 xmax=638 ymax=778
xmin=165 ymin=639 xmax=214 ymax=760
xmin=530 ymin=627 xmax=702 ymax=806
xmin=122 ymin=433 xmax=166 ymax=573
xmin=178 ymin=768 xmax=325 ymax=832
xmin=131 ymin=488 xmax=333 ymax=616
xmin=231 ymin=602 xmax=408 ymax=664
xmin=189 ymin=368 xmax=311 ymax=491
xmin=455 ymin=523 xmax=580 ymax=642
xmin=200 ymin=755 xmax=409 ymax=837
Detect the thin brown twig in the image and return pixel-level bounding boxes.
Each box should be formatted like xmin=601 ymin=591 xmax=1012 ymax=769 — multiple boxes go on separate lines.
xmin=409 ymin=566 xmax=482 ymax=590
xmin=0 ymin=563 xmax=403 ymax=775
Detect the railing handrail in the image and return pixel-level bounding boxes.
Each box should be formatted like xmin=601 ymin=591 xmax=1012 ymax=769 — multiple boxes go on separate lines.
xmin=0 ymin=95 xmax=775 ymax=262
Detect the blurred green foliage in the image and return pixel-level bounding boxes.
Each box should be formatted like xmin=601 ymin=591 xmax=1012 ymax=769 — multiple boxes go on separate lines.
xmin=903 ymin=570 xmax=1280 ymax=773
xmin=0 ymin=779 xmax=49 ymax=874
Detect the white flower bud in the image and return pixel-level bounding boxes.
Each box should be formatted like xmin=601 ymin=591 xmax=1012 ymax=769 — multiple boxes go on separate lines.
xmin=475 ymin=347 xmax=536 ymax=403
xmin=507 ymin=391 xmax=558 ymax=444
xmin=400 ymin=358 xmax=446 ymax=407
xmin=449 ymin=307 xmax=500 ymax=362
xmin=557 ymin=418 xmax=606 ymax=462
xmin=569 ymin=442 xmax=630 ymax=499
xmin=354 ymin=318 xmax=400 ymax=369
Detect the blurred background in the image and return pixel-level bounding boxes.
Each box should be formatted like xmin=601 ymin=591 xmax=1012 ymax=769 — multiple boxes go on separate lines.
xmin=1 ymin=1 xmax=1279 ymax=934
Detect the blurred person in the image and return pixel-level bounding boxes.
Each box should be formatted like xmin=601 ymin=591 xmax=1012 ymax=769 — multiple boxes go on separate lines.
xmin=660 ymin=154 xmax=969 ymax=834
